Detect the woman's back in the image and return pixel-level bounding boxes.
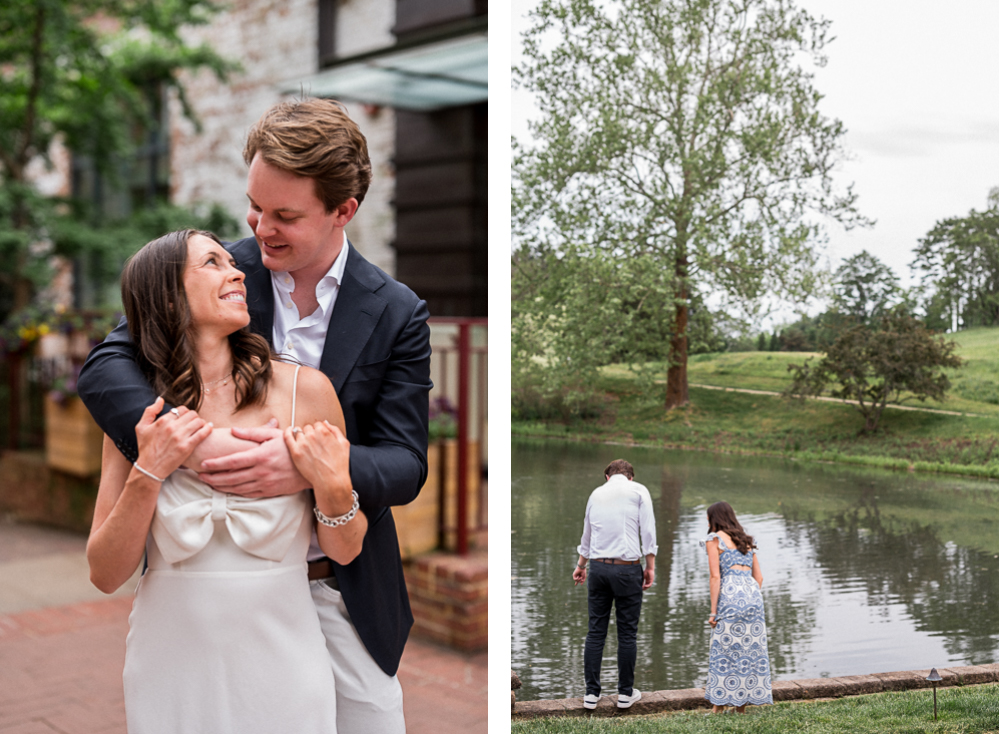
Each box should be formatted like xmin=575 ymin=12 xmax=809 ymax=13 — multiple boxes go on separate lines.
xmin=710 ymin=531 xmax=754 ymax=575
xmin=702 ymin=511 xmax=772 ymax=710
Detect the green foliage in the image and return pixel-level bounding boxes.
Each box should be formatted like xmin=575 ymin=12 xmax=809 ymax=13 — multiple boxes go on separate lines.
xmin=786 ymin=308 xmax=964 ymax=432
xmin=832 ymin=249 xmax=902 ymax=324
xmin=514 ymin=388 xmax=998 ymax=478
xmin=766 ymin=251 xmax=908 ymax=355
xmin=0 ymin=0 xmax=234 ymax=177
xmin=912 ymin=188 xmax=999 ymax=330
xmin=0 ymin=302 xmax=63 ymax=354
xmin=0 ymin=0 xmax=238 ymax=310
xmin=765 ymin=310 xmax=855 ymax=352
xmin=512 ymin=246 xmax=677 ymax=418
xmin=428 ymin=397 xmax=458 ymax=440
xmin=513 ymin=0 xmax=870 ymax=406
xmin=1 ymin=304 xmax=121 ymax=350
xmin=49 ymin=202 xmax=241 ymax=304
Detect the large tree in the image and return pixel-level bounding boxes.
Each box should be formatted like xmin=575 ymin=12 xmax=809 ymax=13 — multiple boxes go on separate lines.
xmin=911 ymin=188 xmax=999 ymax=331
xmin=513 ymin=0 xmax=869 ymax=409
xmin=0 ymin=0 xmax=235 ymax=312
xmin=832 ymin=250 xmax=901 ymax=324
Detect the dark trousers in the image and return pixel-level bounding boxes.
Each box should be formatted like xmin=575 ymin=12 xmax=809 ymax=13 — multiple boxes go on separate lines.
xmin=584 ymin=561 xmax=643 ymax=697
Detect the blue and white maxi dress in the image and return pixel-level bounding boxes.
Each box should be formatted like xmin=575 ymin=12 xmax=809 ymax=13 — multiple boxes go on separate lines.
xmin=701 ymin=533 xmax=773 ymax=707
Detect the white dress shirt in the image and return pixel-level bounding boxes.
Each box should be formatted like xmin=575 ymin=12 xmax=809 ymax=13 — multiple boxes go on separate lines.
xmin=577 ymin=474 xmax=658 ymax=561
xmin=269 ymin=233 xmax=347 ymax=561
xmin=270 ymin=233 xmax=349 ymax=370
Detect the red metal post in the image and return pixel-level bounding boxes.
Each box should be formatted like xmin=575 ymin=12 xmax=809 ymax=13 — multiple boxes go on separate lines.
xmin=456 ymin=322 xmax=470 ymax=556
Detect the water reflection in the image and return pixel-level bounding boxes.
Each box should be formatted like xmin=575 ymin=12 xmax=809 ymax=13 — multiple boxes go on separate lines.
xmin=511 ymin=439 xmax=999 ymax=701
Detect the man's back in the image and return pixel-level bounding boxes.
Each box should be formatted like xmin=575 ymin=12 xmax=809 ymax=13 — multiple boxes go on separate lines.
xmin=575 ymin=460 xmax=657 ymax=709
xmin=587 ymin=480 xmax=647 ymax=529
xmin=580 ymin=474 xmax=656 ymax=562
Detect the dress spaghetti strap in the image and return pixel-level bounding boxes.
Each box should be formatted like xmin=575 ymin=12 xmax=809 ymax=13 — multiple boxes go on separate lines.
xmin=290 ymin=365 xmax=302 ymax=429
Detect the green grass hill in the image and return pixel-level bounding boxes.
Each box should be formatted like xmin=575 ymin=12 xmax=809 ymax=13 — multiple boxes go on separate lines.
xmin=513 ymin=328 xmax=999 ymax=478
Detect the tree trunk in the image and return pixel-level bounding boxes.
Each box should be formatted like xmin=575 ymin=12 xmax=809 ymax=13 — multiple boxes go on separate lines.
xmin=665 ymin=251 xmax=689 ymax=410
xmin=665 ymin=303 xmax=689 ymax=409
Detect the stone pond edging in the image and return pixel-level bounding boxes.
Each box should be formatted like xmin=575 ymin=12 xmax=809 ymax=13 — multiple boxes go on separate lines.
xmin=511 ymin=664 xmax=999 ymax=719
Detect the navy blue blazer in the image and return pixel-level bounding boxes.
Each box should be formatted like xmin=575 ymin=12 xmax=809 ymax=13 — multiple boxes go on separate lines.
xmin=77 ymin=236 xmax=433 ymax=676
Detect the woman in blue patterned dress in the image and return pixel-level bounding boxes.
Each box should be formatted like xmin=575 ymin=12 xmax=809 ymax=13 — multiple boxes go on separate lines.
xmin=701 ymin=501 xmax=773 ymax=713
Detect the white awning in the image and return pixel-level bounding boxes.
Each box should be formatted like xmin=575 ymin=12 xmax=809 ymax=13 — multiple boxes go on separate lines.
xmin=287 ymin=33 xmax=488 ymax=111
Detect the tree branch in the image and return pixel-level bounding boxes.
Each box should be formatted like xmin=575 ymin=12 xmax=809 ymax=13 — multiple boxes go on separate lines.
xmin=16 ymin=1 xmax=47 ymax=178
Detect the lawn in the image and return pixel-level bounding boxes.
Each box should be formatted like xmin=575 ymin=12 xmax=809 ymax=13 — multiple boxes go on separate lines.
xmin=513 ymin=328 xmax=999 ymax=478
xmin=604 ymin=327 xmax=998 ymax=417
xmin=512 ymin=684 xmax=999 ymax=734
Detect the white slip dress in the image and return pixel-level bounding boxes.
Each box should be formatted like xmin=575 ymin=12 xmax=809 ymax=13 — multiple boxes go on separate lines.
xmin=123 ymin=366 xmax=337 ymax=733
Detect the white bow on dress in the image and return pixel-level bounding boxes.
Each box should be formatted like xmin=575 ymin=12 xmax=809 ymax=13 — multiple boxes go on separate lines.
xmin=151 ymin=469 xmax=307 ymax=564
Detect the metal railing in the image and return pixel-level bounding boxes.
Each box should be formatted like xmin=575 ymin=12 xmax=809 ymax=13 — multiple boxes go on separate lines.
xmin=428 ymin=317 xmax=487 ymax=555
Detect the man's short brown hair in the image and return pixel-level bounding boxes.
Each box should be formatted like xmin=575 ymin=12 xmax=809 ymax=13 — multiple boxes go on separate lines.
xmin=604 ymin=459 xmax=634 ymax=480
xmin=243 ymin=98 xmax=372 ymax=212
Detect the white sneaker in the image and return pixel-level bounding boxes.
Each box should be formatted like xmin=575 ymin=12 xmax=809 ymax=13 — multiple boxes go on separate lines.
xmin=583 ymin=694 xmax=599 ymax=709
xmin=618 ymin=689 xmax=641 ymax=709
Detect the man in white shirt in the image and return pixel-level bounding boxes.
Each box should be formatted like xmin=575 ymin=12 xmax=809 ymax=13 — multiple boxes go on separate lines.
xmin=572 ymin=459 xmax=657 ymax=710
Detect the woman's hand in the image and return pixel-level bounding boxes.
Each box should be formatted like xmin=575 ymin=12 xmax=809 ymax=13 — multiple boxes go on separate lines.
xmin=88 ymin=401 xmax=209 ymax=595
xmin=283 ymin=420 xmax=353 ymax=510
xmin=136 ymin=397 xmax=213 ymax=479
xmin=284 ymin=420 xmax=366 ymax=565
xmin=709 ymin=614 xmax=718 ymax=628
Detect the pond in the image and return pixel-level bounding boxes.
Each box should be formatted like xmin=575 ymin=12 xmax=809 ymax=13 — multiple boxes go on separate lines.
xmin=511 ymin=438 xmax=999 ymax=702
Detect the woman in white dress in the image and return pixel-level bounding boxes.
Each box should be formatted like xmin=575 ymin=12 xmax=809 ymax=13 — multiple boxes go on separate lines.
xmin=86 ymin=229 xmax=362 ymax=733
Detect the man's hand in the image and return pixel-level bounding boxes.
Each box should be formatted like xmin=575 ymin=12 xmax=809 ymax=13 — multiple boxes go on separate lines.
xmin=573 ymin=565 xmax=587 ymax=586
xmin=642 ymin=567 xmax=655 ymax=590
xmin=198 ymin=424 xmax=309 ymax=498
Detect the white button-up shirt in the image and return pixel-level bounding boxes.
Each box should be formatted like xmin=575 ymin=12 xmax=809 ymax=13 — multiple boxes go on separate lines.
xmin=578 ymin=474 xmax=658 ymax=561
xmin=270 ymin=234 xmax=348 ymax=370
xmin=269 ymin=234 xmax=347 ymax=561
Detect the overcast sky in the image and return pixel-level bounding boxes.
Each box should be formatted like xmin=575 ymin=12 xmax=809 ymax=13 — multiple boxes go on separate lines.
xmin=510 ymin=0 xmax=999 ymax=313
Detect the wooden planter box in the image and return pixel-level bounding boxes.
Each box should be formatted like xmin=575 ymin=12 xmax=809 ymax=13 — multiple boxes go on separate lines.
xmin=393 ymin=439 xmax=483 ymax=559
xmin=394 ymin=442 xmax=442 ymax=559
xmin=44 ymin=396 xmax=104 ymax=476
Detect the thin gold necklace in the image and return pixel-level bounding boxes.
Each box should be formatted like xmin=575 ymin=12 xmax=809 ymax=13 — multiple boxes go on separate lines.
xmin=202 ymin=370 xmax=233 ymax=394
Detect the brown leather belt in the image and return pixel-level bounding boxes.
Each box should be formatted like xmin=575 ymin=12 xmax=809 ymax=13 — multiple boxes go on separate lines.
xmin=308 ymin=559 xmax=338 ymax=587
xmin=592 ymin=558 xmax=641 ymax=565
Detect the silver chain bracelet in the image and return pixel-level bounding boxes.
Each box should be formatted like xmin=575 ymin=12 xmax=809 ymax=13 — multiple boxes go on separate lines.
xmin=314 ymin=491 xmax=360 ymax=528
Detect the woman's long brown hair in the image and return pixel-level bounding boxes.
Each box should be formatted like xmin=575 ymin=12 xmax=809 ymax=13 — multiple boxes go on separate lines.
xmin=706 ymin=501 xmax=756 ymax=555
xmin=120 ymin=229 xmax=272 ymax=412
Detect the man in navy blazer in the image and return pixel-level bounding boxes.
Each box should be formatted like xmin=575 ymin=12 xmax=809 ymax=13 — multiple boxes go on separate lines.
xmin=78 ymin=98 xmax=431 ymax=733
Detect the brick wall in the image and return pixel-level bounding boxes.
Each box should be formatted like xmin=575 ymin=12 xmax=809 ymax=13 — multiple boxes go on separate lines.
xmin=404 ymin=551 xmax=487 ymax=652
xmin=0 ymin=451 xmax=97 ymax=533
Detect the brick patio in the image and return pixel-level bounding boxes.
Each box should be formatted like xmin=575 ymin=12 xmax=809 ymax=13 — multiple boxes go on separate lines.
xmin=0 ymin=520 xmax=486 ymax=733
